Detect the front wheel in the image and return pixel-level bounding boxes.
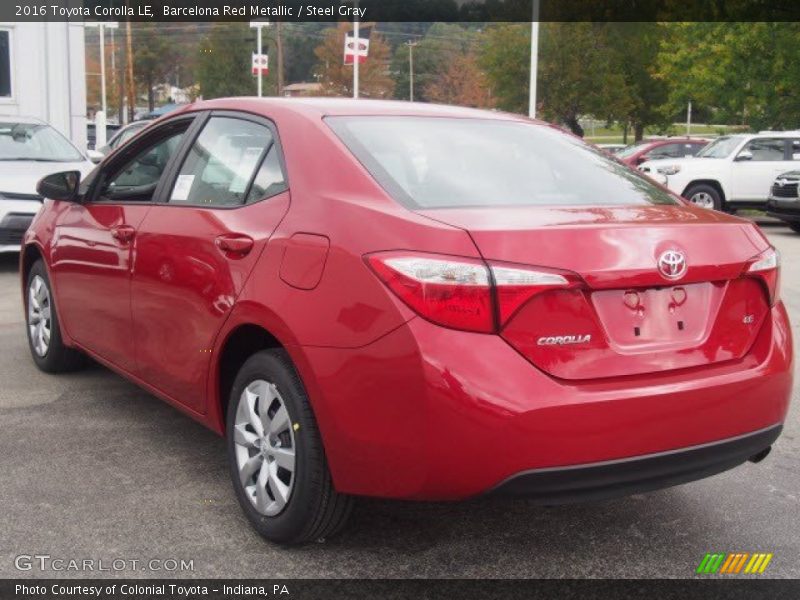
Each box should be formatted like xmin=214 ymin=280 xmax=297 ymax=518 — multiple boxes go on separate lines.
xmin=26 ymin=260 xmax=86 ymax=373
xmin=788 ymin=222 xmax=800 ymax=234
xmin=684 ymin=184 xmax=723 ymax=211
xmin=226 ymin=349 xmax=353 ymax=544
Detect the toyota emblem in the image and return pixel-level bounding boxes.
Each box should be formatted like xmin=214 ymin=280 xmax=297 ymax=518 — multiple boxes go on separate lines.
xmin=657 ymin=250 xmax=687 ymax=280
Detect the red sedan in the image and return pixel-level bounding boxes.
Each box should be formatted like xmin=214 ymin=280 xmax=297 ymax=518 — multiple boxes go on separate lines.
xmin=22 ymin=99 xmax=792 ymax=544
xmin=616 ymin=137 xmax=709 ymax=166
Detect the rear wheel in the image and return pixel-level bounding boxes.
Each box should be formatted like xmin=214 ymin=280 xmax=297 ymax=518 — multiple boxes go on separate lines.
xmin=226 ymin=349 xmax=353 ymax=544
xmin=26 ymin=260 xmax=86 ymax=373
xmin=684 ymin=184 xmax=722 ymax=211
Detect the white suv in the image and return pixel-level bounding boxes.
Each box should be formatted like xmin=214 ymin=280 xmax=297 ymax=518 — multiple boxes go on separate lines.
xmin=639 ymin=132 xmax=800 ymax=211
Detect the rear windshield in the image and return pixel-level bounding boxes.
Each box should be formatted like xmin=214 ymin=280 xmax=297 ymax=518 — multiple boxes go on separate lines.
xmin=327 ymin=116 xmax=677 ymax=209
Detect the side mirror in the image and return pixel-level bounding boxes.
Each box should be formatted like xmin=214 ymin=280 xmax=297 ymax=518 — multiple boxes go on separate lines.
xmin=36 ymin=171 xmax=81 ymax=202
xmin=87 ymin=149 xmax=104 ymax=164
xmin=735 ymin=150 xmax=753 ymax=162
xmin=635 ymin=156 xmax=647 ymax=165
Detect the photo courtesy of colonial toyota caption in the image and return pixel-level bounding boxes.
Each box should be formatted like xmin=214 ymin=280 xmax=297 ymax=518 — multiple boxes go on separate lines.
xmin=21 ymin=98 xmax=793 ymax=544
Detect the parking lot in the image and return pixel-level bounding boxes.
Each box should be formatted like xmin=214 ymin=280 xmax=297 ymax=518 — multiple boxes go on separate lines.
xmin=0 ymin=225 xmax=798 ymax=580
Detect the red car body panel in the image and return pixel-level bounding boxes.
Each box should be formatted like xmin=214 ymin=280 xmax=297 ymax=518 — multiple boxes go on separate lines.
xmin=22 ymin=98 xmax=793 ymax=501
xmin=618 ymin=138 xmax=709 ymax=167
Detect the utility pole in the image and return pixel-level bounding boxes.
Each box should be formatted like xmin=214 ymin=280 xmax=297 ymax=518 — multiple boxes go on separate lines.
xmin=686 ymin=100 xmax=692 ymax=136
xmin=406 ymin=40 xmax=418 ymax=102
xmin=276 ymin=21 xmax=284 ymax=96
xmin=528 ymin=0 xmax=540 ymax=118
xmin=250 ymin=21 xmax=270 ymax=97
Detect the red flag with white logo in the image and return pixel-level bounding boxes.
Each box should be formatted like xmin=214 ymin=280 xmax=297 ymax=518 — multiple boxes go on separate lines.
xmin=344 ymin=27 xmax=371 ymax=65
xmin=251 ymin=53 xmax=269 ymax=76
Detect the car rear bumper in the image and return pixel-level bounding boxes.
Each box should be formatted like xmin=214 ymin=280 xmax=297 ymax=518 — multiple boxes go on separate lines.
xmin=300 ymin=302 xmax=793 ymax=501
xmin=491 ymin=424 xmax=781 ymax=503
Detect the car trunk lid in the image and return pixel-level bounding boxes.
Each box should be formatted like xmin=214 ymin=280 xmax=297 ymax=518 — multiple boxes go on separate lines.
xmin=418 ymin=205 xmax=772 ymax=380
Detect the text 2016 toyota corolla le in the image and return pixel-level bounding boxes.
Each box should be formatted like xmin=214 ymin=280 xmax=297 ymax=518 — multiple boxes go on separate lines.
xmin=21 ymin=99 xmax=793 ymax=544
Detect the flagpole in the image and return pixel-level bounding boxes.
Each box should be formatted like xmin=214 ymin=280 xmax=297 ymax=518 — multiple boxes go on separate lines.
xmin=353 ymin=2 xmax=359 ymax=99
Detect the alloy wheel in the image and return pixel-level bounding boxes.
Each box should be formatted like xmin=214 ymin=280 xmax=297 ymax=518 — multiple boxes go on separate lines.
xmin=690 ymin=191 xmax=715 ymax=209
xmin=28 ymin=275 xmax=52 ymax=357
xmin=233 ymin=379 xmax=296 ymax=517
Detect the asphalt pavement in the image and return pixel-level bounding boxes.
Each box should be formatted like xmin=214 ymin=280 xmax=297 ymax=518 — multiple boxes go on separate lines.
xmin=1 ymin=224 xmax=798 ymax=579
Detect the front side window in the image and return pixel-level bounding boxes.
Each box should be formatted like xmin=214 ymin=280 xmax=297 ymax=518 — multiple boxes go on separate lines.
xmin=98 ymin=127 xmax=187 ymax=202
xmin=0 ymin=121 xmax=82 ymax=162
xmin=327 ymin=116 xmax=677 ymax=209
xmin=697 ymin=135 xmax=745 ymax=159
xmin=684 ymin=142 xmax=705 ymax=156
xmin=170 ymin=117 xmax=276 ymax=207
xmin=740 ymin=138 xmax=786 ymax=161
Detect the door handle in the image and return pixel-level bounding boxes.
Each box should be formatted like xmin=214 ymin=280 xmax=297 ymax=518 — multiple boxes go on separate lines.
xmin=215 ymin=234 xmax=254 ymax=256
xmin=110 ymin=224 xmax=136 ymax=243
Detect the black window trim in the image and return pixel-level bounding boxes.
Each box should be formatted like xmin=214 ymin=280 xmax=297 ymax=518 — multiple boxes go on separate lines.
xmin=157 ymin=109 xmax=289 ymax=211
xmin=84 ymin=111 xmax=207 ymax=205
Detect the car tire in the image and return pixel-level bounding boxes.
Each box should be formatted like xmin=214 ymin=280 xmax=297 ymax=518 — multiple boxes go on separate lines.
xmin=788 ymin=222 xmax=800 ymax=234
xmin=684 ymin=184 xmax=723 ymax=211
xmin=25 ymin=260 xmax=86 ymax=373
xmin=226 ymin=349 xmax=353 ymax=544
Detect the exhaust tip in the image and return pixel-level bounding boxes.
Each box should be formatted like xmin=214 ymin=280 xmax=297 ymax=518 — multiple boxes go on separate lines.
xmin=748 ymin=446 xmax=772 ymax=464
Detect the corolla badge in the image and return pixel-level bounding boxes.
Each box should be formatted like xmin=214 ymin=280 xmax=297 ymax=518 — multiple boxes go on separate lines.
xmin=657 ymin=249 xmax=687 ymax=280
xmin=537 ymin=334 xmax=592 ymax=346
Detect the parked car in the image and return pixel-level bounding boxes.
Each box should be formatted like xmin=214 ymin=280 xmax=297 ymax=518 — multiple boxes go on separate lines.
xmin=0 ymin=117 xmax=94 ymax=253
xmin=596 ymin=143 xmax=627 ymax=154
xmin=22 ymin=99 xmax=791 ymax=544
xmin=765 ymin=170 xmax=800 ymax=233
xmin=639 ymin=132 xmax=800 ymax=210
xmin=616 ymin=137 xmax=708 ymax=167
xmin=86 ymin=122 xmax=121 ymax=151
xmin=87 ymin=120 xmax=151 ymax=163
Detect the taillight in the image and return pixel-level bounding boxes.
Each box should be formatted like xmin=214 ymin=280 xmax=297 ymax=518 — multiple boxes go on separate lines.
xmin=490 ymin=262 xmax=580 ymax=324
xmin=746 ymin=247 xmax=780 ymax=306
xmin=366 ymin=252 xmax=580 ymax=333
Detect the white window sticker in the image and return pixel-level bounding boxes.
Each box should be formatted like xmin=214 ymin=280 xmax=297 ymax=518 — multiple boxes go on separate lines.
xmin=171 ymin=174 xmax=195 ymax=201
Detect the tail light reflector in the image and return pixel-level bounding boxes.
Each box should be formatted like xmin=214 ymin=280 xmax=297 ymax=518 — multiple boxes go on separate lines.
xmin=746 ymin=247 xmax=780 ymax=306
xmin=366 ymin=252 xmax=581 ymax=333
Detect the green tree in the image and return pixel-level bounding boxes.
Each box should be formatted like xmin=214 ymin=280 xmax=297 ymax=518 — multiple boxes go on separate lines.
xmin=605 ymin=23 xmax=670 ymax=141
xmin=480 ymin=23 xmax=632 ymax=136
xmin=197 ymin=23 xmax=257 ymax=100
xmin=133 ymin=23 xmax=177 ymax=111
xmin=391 ymin=23 xmax=479 ymax=102
xmin=656 ymin=22 xmax=800 ymax=130
xmin=478 ymin=23 xmax=531 ymax=114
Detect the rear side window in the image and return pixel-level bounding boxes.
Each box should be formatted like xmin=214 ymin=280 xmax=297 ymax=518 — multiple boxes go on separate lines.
xmin=741 ymin=138 xmax=786 ymax=161
xmin=246 ymin=146 xmax=287 ymax=204
xmin=327 ymin=116 xmax=677 ymax=209
xmin=170 ymin=116 xmax=277 ymax=207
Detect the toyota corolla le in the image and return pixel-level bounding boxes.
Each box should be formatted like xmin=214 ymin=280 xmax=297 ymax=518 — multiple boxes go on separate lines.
xmin=21 ymin=99 xmax=793 ymax=544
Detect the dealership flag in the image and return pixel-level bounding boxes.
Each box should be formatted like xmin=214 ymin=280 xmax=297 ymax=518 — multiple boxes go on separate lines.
xmin=252 ymin=53 xmax=269 ymax=76
xmin=344 ymin=27 xmax=371 ymax=65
